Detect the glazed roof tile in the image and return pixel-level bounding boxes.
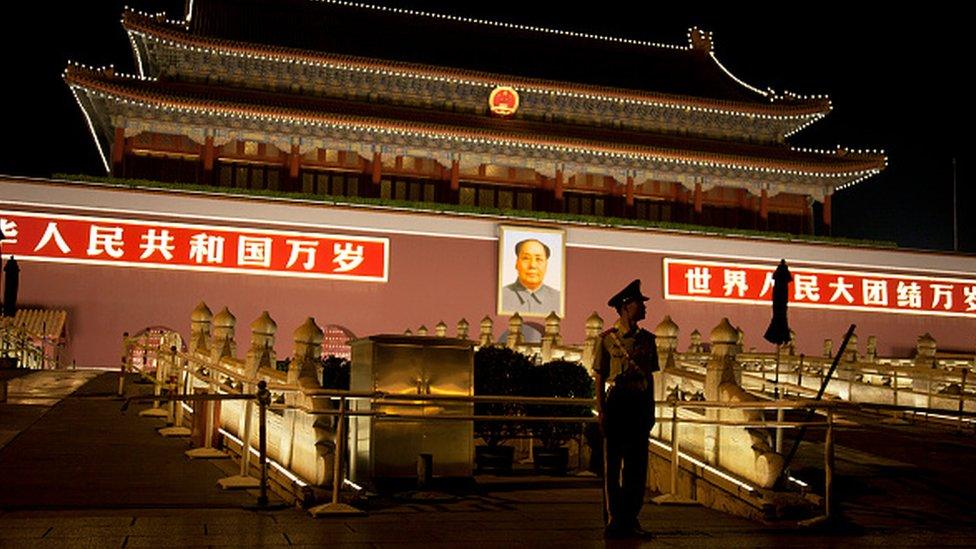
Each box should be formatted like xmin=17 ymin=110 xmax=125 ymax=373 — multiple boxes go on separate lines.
xmin=125 ymin=3 xmax=830 ymax=119
xmin=65 ymin=66 xmax=884 ymax=177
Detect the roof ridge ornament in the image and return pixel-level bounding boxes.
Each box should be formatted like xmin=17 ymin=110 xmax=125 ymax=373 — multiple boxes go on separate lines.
xmin=688 ymin=27 xmax=713 ymax=52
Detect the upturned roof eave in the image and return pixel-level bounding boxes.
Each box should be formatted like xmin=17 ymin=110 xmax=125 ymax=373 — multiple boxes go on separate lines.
xmin=64 ymin=66 xmax=885 ymax=183
xmin=122 ymin=11 xmax=832 ymax=122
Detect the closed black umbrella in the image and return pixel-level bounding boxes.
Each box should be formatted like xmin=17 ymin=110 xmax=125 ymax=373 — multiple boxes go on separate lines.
xmin=763 ymin=259 xmax=792 ymax=345
xmin=2 ymin=256 xmax=19 ymax=318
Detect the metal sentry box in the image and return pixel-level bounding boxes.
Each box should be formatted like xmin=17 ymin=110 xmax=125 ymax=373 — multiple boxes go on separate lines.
xmin=349 ymin=335 xmax=474 ymax=483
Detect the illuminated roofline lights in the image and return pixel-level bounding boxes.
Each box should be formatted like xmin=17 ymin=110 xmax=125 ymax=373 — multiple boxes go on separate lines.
xmin=708 ymin=50 xmax=832 ymax=105
xmin=317 ymin=0 xmax=685 ymax=50
xmin=121 ymin=5 xmax=187 ymax=29
xmin=121 ymin=15 xmax=831 ymax=123
xmin=68 ymin=85 xmax=111 ymax=175
xmin=314 ymin=0 xmax=828 ymax=104
xmin=65 ymin=78 xmax=883 ymax=182
xmin=709 ymin=51 xmax=770 ymax=99
xmin=127 ymin=30 xmax=146 ymax=79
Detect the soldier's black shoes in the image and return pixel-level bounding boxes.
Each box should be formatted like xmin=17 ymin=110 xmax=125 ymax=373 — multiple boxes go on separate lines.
xmin=604 ymin=524 xmax=654 ymax=539
xmin=603 ymin=525 xmax=630 ymax=539
xmin=629 ymin=525 xmax=655 ymax=539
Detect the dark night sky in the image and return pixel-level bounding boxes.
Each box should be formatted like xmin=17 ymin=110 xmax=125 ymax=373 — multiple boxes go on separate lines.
xmin=2 ymin=1 xmax=969 ymax=253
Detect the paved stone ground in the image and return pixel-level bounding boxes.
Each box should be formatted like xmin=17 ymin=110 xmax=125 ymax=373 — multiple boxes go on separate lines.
xmin=0 ymin=371 xmax=254 ymax=510
xmin=1 ymin=370 xmax=975 ymax=547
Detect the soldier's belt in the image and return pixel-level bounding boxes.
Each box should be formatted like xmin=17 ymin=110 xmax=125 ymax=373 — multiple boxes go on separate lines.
xmin=607 ymin=370 xmax=648 ymax=392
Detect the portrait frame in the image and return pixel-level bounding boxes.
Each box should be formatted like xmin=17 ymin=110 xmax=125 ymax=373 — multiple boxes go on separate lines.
xmin=496 ymin=225 xmax=566 ymax=318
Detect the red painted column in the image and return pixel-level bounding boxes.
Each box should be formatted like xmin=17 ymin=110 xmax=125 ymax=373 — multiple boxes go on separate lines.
xmin=372 ymin=151 xmax=382 ymax=185
xmin=693 ymin=182 xmax=703 ymax=214
xmin=202 ymin=135 xmax=215 ymax=185
xmin=450 ymin=159 xmax=460 ymax=191
xmin=625 ymin=175 xmax=635 ymax=206
xmin=111 ymin=127 xmax=125 ymax=176
xmin=289 ymin=144 xmax=300 ymax=179
xmin=760 ymin=188 xmax=769 ymax=220
xmin=554 ymin=168 xmax=564 ymax=201
xmin=203 ymin=136 xmax=215 ymax=170
xmin=823 ymin=193 xmax=833 ymax=236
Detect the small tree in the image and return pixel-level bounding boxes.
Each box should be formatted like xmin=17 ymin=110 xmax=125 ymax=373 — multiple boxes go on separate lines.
xmin=526 ymin=359 xmax=595 ymax=450
xmin=474 ymin=346 xmax=532 ymax=447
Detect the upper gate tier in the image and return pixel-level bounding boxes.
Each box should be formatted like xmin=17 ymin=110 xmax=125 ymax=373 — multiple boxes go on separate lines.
xmin=123 ymin=5 xmax=830 ymax=144
xmin=64 ymin=64 xmax=884 ymax=199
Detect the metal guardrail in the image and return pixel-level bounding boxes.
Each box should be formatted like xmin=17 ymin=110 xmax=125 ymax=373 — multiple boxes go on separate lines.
xmin=121 ymin=337 xmax=976 ymax=521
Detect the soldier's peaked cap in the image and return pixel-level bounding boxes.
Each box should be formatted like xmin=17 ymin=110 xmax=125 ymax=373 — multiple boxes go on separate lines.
xmin=608 ymin=279 xmax=649 ymax=309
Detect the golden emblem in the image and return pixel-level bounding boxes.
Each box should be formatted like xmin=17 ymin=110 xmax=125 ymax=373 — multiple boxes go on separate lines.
xmin=488 ymin=86 xmax=519 ymax=116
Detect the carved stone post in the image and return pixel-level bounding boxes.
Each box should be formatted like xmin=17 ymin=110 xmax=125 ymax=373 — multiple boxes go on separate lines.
xmin=507 ymin=313 xmax=523 ymax=349
xmin=866 ymin=336 xmax=877 ymax=362
xmin=581 ymin=312 xmax=603 ymax=371
xmin=704 ymin=318 xmax=739 ymax=464
xmin=653 ymin=315 xmax=679 ymax=413
xmin=823 ymin=338 xmax=833 ymax=359
xmin=456 ymin=318 xmax=469 ymax=340
xmin=246 ymin=311 xmax=277 ymax=379
xmin=707 ymin=318 xmax=784 ymax=488
xmin=434 ymin=321 xmax=447 ymax=338
xmin=211 ymin=307 xmax=237 ymax=363
xmin=237 ymin=311 xmax=276 ymax=470
xmin=541 ymin=311 xmax=561 ymax=362
xmin=284 ymin=317 xmax=323 ymax=475
xmin=190 ymin=301 xmax=213 ymax=355
xmin=688 ymin=329 xmax=703 ymax=353
xmin=479 ymin=316 xmax=493 ymax=347
xmin=290 ymin=318 xmax=324 ymax=388
xmin=654 ymin=316 xmax=679 ymax=371
xmin=705 ymin=319 xmax=739 ymax=399
xmin=913 ymin=333 xmax=937 ymax=409
xmin=836 ymin=333 xmax=858 ymax=383
xmin=846 ymin=333 xmax=859 ymax=363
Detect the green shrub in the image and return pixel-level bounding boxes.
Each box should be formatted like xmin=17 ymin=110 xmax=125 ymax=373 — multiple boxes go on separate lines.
xmin=526 ymin=360 xmax=595 ymax=450
xmin=473 ymin=346 xmax=532 ymax=447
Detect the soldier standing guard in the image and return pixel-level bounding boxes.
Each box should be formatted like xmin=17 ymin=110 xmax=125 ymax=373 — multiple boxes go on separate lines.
xmin=593 ymin=279 xmax=659 ymax=539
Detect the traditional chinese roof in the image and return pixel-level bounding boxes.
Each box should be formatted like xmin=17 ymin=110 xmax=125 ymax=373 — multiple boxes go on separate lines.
xmin=65 ymin=64 xmax=885 ymax=199
xmin=122 ymin=8 xmax=829 ymax=143
xmin=185 ymin=0 xmax=822 ymax=105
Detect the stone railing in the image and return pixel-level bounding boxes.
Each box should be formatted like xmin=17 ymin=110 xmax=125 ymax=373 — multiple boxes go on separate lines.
xmin=181 ymin=302 xmax=337 ymax=489
xmin=657 ymin=320 xmax=975 ymax=416
xmin=409 ymin=310 xmax=975 ymax=488
xmin=148 ymin=302 xmax=974 ymax=497
xmin=407 ymin=311 xmax=786 ymax=488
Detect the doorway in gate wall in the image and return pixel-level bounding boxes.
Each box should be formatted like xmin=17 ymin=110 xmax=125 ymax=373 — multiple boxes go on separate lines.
xmin=125 ymin=326 xmax=185 ymax=375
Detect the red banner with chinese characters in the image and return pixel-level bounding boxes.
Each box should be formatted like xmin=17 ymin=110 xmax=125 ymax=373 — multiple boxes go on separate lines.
xmin=664 ymin=258 xmax=976 ymax=318
xmin=0 ymin=210 xmax=388 ymax=282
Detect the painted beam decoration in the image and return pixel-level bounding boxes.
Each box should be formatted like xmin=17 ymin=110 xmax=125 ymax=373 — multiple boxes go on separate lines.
xmin=0 ymin=211 xmax=388 ymax=282
xmin=664 ymin=258 xmax=976 ymax=318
